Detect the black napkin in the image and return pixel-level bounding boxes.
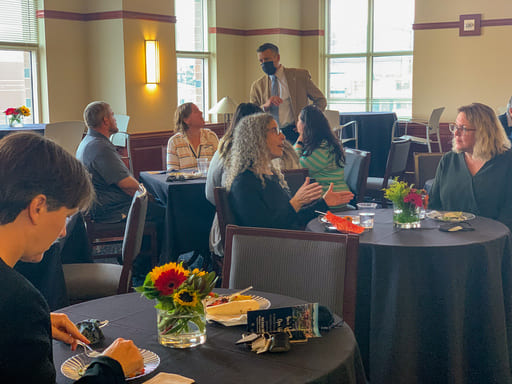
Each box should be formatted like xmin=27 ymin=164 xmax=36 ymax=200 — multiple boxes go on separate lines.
xmin=439 ymin=222 xmax=474 ymax=232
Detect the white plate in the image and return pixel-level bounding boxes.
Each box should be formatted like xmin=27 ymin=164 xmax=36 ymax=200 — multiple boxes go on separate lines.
xmin=61 ymin=348 xmax=160 ymax=381
xmin=426 ymin=210 xmax=476 ymax=222
xmin=205 ymin=295 xmax=271 ymax=326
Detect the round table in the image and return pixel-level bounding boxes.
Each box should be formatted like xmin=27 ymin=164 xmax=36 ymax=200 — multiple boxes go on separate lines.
xmin=53 ymin=290 xmax=367 ymax=384
xmin=307 ymin=210 xmax=512 ymax=384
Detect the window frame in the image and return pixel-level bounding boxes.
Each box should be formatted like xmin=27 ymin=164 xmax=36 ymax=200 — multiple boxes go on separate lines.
xmin=326 ymin=0 xmax=413 ymax=117
xmin=175 ymin=0 xmax=210 ymax=115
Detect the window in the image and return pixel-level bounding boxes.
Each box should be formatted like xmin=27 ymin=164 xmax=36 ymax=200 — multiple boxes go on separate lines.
xmin=327 ymin=0 xmax=414 ymax=117
xmin=175 ymin=0 xmax=209 ymax=114
xmin=0 ymin=0 xmax=38 ymax=123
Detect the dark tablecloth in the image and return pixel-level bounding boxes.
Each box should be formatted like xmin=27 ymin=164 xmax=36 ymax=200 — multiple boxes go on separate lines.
xmin=0 ymin=123 xmax=46 ymax=139
xmin=54 ymin=290 xmax=367 ymax=384
xmin=338 ymin=112 xmax=397 ymax=177
xmin=307 ymin=210 xmax=512 ymax=384
xmin=140 ymin=172 xmax=215 ymax=262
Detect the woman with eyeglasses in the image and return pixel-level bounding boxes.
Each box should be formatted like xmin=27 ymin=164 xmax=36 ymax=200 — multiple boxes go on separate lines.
xmin=429 ymin=102 xmax=512 ymax=230
xmin=225 ymin=113 xmax=353 ymax=230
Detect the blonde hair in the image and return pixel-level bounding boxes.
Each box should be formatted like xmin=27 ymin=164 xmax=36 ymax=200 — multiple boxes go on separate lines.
xmin=174 ymin=102 xmax=194 ymax=134
xmin=453 ymin=103 xmax=511 ymax=162
xmin=225 ymin=113 xmax=288 ymax=191
xmin=277 ymin=140 xmax=300 ymax=170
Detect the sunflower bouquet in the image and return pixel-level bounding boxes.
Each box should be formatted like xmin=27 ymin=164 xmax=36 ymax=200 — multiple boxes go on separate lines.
xmin=135 ymin=262 xmax=217 ymax=347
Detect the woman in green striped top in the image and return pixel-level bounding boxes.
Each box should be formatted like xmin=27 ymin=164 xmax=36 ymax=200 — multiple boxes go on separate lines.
xmin=294 ymin=105 xmax=349 ymax=197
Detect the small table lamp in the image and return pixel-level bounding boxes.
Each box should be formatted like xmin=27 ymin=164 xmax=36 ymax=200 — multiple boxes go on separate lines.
xmin=208 ymin=96 xmax=237 ymax=126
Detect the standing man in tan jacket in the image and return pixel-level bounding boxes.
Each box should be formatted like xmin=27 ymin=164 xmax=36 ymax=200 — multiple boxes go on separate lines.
xmin=250 ymin=42 xmax=327 ymax=143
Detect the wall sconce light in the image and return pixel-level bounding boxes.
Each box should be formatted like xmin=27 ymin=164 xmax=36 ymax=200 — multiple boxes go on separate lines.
xmin=145 ymin=40 xmax=160 ymax=84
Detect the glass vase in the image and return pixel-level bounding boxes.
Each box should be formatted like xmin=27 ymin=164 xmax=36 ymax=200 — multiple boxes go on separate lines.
xmin=6 ymin=115 xmax=23 ymax=127
xmin=393 ymin=202 xmax=421 ymax=229
xmin=156 ymin=307 xmax=206 ymax=348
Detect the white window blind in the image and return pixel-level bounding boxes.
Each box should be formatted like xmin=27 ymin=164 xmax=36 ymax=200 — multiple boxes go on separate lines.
xmin=0 ymin=0 xmax=38 ymax=46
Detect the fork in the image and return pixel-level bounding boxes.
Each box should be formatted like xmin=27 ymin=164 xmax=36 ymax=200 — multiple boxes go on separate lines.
xmin=76 ymin=340 xmax=102 ymax=357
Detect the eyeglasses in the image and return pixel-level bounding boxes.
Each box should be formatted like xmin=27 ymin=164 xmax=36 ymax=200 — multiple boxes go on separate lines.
xmin=449 ymin=124 xmax=476 ymax=135
xmin=267 ymin=126 xmax=282 ymax=135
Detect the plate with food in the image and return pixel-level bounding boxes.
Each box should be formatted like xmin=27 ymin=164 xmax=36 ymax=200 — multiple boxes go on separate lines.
xmin=426 ymin=210 xmax=476 ymax=222
xmin=61 ymin=348 xmax=160 ymax=381
xmin=204 ymin=294 xmax=271 ymax=326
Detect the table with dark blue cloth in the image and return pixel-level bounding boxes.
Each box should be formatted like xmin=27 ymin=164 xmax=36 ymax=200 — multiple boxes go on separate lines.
xmin=0 ymin=123 xmax=46 ymax=139
xmin=338 ymin=112 xmax=397 ymax=177
xmin=307 ymin=209 xmax=512 ymax=384
xmin=53 ymin=289 xmax=367 ymax=384
xmin=139 ymin=172 xmax=215 ymax=262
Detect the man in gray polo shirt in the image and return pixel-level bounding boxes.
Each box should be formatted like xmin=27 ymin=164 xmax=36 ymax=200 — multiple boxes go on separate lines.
xmin=77 ymin=101 xmax=140 ymax=223
xmin=77 ymin=101 xmax=164 ymax=282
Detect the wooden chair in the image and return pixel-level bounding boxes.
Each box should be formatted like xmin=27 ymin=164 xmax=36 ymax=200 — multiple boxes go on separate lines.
xmin=282 ymin=168 xmax=309 ymax=195
xmin=392 ymin=107 xmax=445 ymax=153
xmin=366 ymin=139 xmax=411 ymax=207
xmin=344 ymin=148 xmax=371 ymax=204
xmin=414 ymin=152 xmax=443 ymax=189
xmin=222 ymin=225 xmax=359 ymax=329
xmin=213 ymin=187 xmax=237 ymax=252
xmin=44 ymin=121 xmax=86 ymax=155
xmin=63 ymin=185 xmax=149 ymax=302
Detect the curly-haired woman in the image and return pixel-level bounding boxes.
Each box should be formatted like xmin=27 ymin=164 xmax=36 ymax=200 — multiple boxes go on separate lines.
xmin=225 ymin=113 xmax=353 ymax=230
xmin=167 ymin=103 xmax=219 ymax=170
xmin=429 ymin=102 xmax=512 ymax=230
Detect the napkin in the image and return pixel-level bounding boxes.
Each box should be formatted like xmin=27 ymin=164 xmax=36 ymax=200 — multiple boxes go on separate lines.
xmin=143 ymin=372 xmax=195 ymax=384
xmin=439 ymin=222 xmax=474 ymax=232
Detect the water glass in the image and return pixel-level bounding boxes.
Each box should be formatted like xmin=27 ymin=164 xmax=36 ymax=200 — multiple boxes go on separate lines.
xmin=197 ymin=158 xmax=210 ymax=175
xmin=359 ymin=212 xmax=375 ymax=229
xmin=357 ymin=202 xmax=377 ymax=229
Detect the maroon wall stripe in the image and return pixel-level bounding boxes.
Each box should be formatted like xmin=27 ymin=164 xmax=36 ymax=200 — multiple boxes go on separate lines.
xmin=413 ymin=17 xmax=512 ymax=30
xmin=37 ymin=10 xmax=176 ymax=23
xmin=209 ymin=27 xmax=324 ymax=36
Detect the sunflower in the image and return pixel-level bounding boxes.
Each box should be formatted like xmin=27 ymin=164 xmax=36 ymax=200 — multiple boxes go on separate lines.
xmin=173 ymin=288 xmax=199 ymax=307
xmin=153 ymin=265 xmax=188 ymax=296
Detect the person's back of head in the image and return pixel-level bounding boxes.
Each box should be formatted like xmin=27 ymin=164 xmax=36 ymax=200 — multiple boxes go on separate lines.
xmin=218 ymin=103 xmax=263 ymax=158
xmin=84 ymin=101 xmax=110 ymax=130
xmin=0 ymin=132 xmax=94 ymax=225
xmin=508 ymin=96 xmax=512 ymax=114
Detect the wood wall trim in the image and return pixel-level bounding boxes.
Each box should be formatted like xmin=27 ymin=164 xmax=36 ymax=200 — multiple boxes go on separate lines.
xmin=209 ymin=27 xmax=324 ymax=36
xmin=413 ymin=17 xmax=512 ymax=30
xmin=36 ymin=10 xmax=176 ymax=23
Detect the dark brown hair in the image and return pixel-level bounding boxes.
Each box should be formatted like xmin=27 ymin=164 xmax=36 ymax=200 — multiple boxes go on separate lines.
xmin=0 ymin=132 xmax=94 ymax=224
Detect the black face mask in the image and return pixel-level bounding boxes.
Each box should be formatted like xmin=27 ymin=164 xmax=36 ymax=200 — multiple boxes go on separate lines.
xmin=261 ymin=61 xmax=277 ymax=76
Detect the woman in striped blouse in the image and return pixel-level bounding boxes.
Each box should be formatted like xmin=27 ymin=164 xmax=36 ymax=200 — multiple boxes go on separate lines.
xmin=294 ymin=105 xmax=349 ymax=196
xmin=167 ymin=103 xmax=219 ymax=170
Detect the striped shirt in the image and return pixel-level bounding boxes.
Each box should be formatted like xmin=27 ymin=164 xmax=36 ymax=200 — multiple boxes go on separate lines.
xmin=294 ymin=140 xmax=348 ymax=193
xmin=167 ymin=129 xmax=219 ymax=170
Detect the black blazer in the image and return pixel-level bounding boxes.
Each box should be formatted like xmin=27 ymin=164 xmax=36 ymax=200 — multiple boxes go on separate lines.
xmin=498 ymin=113 xmax=512 ymax=140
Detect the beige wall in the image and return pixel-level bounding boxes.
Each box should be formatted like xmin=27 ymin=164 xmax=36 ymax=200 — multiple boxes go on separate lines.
xmin=38 ymin=0 xmax=176 ymax=132
xmin=413 ymin=0 xmax=512 ymax=121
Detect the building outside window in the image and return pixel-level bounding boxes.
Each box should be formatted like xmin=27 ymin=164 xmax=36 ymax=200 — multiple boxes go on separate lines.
xmin=175 ymin=0 xmax=209 ymax=115
xmin=0 ymin=0 xmax=38 ymax=124
xmin=327 ymin=0 xmax=414 ymax=118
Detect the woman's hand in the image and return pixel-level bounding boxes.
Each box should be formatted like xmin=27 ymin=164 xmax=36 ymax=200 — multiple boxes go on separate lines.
xmin=50 ymin=313 xmax=90 ymax=351
xmin=289 ymin=177 xmax=323 ymax=212
xmin=103 ymin=338 xmax=144 ymax=378
xmin=323 ymin=183 xmax=354 ymax=207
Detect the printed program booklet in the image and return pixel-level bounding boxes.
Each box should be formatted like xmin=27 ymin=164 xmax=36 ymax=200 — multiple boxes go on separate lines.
xmin=247 ymin=303 xmax=321 ymax=342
